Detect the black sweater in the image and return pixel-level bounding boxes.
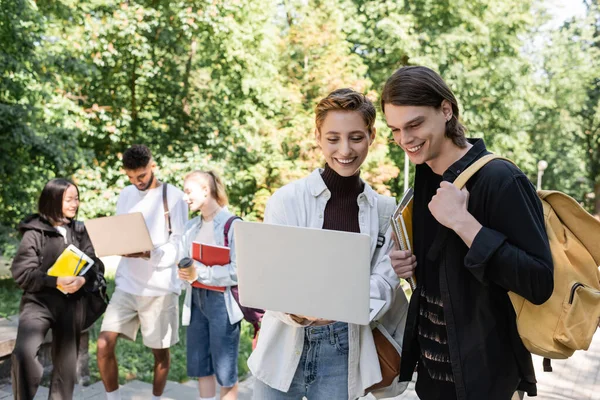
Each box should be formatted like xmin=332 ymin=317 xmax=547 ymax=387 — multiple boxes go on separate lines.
xmin=321 ymin=164 xmax=364 ymax=233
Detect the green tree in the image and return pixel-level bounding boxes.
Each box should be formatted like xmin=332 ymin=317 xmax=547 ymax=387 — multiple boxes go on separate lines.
xmin=65 ymin=0 xmax=288 ymax=219
xmin=0 ymin=0 xmax=89 ymax=254
xmin=530 ymin=2 xmax=600 ymax=214
xmin=276 ymin=0 xmax=399 ymax=194
xmin=349 ymin=0 xmax=544 ymax=195
xmin=3 ymin=0 xmax=597 ymax=260
xmin=73 ymin=0 xmax=399 ymax=223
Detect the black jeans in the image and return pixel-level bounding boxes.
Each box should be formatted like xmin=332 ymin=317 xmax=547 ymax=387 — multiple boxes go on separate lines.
xmin=11 ymin=293 xmax=85 ymax=400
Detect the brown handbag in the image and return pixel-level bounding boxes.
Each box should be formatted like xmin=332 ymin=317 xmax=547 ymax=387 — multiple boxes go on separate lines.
xmin=366 ymin=325 xmax=402 ymax=392
xmin=367 ymin=195 xmax=405 ymax=393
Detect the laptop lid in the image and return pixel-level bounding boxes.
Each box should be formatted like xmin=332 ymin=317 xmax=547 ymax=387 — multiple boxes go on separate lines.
xmin=234 ymin=221 xmax=371 ymax=325
xmin=84 ymin=212 xmax=154 ymax=257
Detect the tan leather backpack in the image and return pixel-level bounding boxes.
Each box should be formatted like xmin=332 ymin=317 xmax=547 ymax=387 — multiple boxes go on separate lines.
xmin=454 ymin=154 xmax=600 ymax=370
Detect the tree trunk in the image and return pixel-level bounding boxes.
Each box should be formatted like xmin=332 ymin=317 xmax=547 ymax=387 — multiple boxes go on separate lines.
xmin=130 ymin=57 xmax=138 ymax=140
xmin=182 ymin=40 xmax=197 ymax=115
xmin=595 ymin=180 xmax=600 ymax=218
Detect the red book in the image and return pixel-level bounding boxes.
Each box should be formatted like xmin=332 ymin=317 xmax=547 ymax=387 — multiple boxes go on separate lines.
xmin=191 ymin=242 xmax=230 ymax=292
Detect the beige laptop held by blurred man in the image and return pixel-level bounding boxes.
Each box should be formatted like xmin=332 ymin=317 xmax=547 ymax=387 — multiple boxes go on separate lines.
xmin=234 ymin=221 xmax=372 ymax=325
xmin=84 ymin=212 xmax=154 ymax=257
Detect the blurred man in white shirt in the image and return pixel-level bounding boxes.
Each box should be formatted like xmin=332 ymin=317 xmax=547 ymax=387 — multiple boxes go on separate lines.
xmin=96 ymin=145 xmax=188 ymax=400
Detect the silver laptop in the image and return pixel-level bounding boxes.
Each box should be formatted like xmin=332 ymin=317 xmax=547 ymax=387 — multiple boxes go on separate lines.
xmin=234 ymin=221 xmax=371 ymax=325
xmin=84 ymin=212 xmax=154 ymax=257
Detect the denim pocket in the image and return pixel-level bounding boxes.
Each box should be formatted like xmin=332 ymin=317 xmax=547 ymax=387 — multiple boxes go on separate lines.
xmin=334 ymin=328 xmax=350 ymax=355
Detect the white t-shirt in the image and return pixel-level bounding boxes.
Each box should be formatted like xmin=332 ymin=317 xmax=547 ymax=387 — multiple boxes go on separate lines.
xmin=115 ymin=183 xmax=188 ymax=296
xmin=192 ymin=219 xmax=215 ymax=252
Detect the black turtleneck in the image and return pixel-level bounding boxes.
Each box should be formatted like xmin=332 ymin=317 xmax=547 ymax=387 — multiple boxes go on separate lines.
xmin=320 ymin=164 xmax=365 ymax=233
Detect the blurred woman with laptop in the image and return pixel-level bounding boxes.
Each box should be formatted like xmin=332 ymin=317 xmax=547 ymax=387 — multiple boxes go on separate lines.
xmin=10 ymin=178 xmax=105 ymax=399
xmin=177 ymin=170 xmax=243 ymax=400
xmin=248 ymin=89 xmax=407 ymax=399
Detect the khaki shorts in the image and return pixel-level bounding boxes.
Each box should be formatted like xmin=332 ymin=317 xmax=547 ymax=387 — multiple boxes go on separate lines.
xmin=100 ymin=288 xmax=179 ymax=349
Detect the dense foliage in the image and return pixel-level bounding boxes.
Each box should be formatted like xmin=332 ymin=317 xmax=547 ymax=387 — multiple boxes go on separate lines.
xmin=2 ymin=0 xmax=599 ymax=257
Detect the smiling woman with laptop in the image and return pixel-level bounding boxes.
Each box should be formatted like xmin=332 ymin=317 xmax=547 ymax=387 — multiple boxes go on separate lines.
xmin=246 ymin=89 xmax=408 ymax=400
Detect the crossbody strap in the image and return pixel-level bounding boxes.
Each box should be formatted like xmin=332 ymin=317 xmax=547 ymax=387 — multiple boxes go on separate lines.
xmin=162 ymin=183 xmax=172 ymax=237
xmin=376 ymin=194 xmax=396 ymax=238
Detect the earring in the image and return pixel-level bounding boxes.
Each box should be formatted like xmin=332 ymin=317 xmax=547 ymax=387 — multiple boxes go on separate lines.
xmin=446 ymin=114 xmax=452 ymax=122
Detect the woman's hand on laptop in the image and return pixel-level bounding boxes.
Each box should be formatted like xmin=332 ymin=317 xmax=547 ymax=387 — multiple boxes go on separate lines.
xmin=390 ymin=249 xmax=417 ymax=279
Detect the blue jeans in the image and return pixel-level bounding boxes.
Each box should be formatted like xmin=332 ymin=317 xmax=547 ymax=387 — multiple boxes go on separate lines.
xmin=187 ymin=288 xmax=240 ymax=387
xmin=253 ymin=322 xmax=349 ymax=399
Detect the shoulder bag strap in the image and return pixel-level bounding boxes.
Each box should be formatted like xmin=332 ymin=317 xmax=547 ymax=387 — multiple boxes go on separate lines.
xmin=162 ymin=183 xmax=172 ymax=237
xmin=376 ymin=194 xmax=396 ymax=237
xmin=373 ymin=194 xmax=396 ymax=263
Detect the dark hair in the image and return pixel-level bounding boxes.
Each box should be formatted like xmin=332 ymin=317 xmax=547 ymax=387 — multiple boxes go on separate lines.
xmin=315 ymin=88 xmax=376 ymax=135
xmin=381 ymin=66 xmax=467 ymax=148
xmin=38 ymin=178 xmax=79 ymax=225
xmin=122 ymin=144 xmax=152 ymax=170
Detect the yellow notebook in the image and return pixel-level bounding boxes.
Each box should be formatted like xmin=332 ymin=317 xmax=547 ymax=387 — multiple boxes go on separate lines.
xmin=391 ymin=188 xmax=417 ymax=290
xmin=47 ymin=245 xmax=94 ymax=293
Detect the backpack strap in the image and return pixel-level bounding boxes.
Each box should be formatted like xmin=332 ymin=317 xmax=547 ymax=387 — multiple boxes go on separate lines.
xmin=543 ymin=357 xmax=553 ymax=372
xmin=453 ymin=154 xmax=515 ymax=189
xmin=73 ymin=220 xmax=85 ymax=235
xmin=162 ymin=183 xmax=172 ymax=237
xmin=223 ymin=214 xmax=261 ymax=342
xmin=223 ymin=215 xmax=242 ymax=247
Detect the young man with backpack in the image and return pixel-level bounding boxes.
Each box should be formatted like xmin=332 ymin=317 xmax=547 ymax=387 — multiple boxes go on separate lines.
xmin=383 ymin=66 xmax=554 ymax=400
xmin=97 ymin=145 xmax=188 ymax=400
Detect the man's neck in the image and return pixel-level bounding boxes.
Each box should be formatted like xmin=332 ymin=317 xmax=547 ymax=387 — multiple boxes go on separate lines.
xmin=148 ymin=178 xmax=160 ymax=190
xmin=427 ymin=141 xmax=473 ymax=175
